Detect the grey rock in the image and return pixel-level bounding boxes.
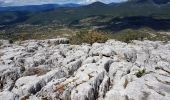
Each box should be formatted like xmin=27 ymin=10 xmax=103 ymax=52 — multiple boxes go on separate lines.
xmin=0 ymin=91 xmax=19 ymax=100
xmin=0 ymin=39 xmax=170 ymax=100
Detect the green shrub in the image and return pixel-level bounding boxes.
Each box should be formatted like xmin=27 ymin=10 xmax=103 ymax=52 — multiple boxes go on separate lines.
xmin=83 ymin=31 xmax=108 ymax=44
xmin=112 ymin=29 xmax=150 ymax=43
xmin=135 ymin=69 xmax=146 ymax=78
xmin=9 ymin=39 xmax=14 ymax=44
xmin=0 ymin=42 xmax=2 ymax=46
xmin=70 ymin=30 xmax=109 ymax=45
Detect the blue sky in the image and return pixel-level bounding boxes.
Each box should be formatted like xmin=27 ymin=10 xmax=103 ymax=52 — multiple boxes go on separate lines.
xmin=0 ymin=0 xmax=127 ymax=6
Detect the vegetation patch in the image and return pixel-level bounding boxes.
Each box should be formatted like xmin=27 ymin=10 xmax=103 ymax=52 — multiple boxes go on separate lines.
xmin=135 ymin=69 xmax=146 ymax=78
xmin=0 ymin=25 xmax=170 ymax=45
xmin=111 ymin=29 xmax=151 ymax=43
xmin=23 ymin=67 xmax=49 ymax=76
xmin=70 ymin=30 xmax=109 ymax=44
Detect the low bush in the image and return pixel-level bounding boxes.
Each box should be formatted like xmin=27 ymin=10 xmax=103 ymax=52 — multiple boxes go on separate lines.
xmin=112 ymin=29 xmax=150 ymax=43
xmin=135 ymin=69 xmax=146 ymax=78
xmin=70 ymin=30 xmax=109 ymax=44
xmin=9 ymin=39 xmax=14 ymax=44
xmin=0 ymin=41 xmax=2 ymax=46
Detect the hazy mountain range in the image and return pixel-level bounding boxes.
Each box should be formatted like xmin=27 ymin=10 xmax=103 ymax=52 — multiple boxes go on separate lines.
xmin=0 ymin=3 xmax=81 ymax=12
xmin=0 ymin=0 xmax=170 ymax=31
xmin=0 ymin=0 xmax=170 ymax=12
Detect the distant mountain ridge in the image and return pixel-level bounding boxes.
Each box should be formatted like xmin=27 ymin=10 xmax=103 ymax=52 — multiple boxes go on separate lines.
xmin=1 ymin=0 xmax=170 ymax=12
xmin=128 ymin=0 xmax=170 ymax=4
xmin=0 ymin=0 xmax=170 ymax=31
xmin=153 ymin=0 xmax=170 ymax=4
xmin=0 ymin=3 xmax=81 ymax=12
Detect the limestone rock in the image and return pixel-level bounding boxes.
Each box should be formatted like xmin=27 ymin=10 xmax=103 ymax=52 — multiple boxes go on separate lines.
xmin=0 ymin=39 xmax=170 ymax=100
xmin=0 ymin=91 xmax=19 ymax=100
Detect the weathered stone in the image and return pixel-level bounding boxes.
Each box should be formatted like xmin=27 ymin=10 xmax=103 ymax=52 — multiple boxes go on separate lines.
xmin=0 ymin=91 xmax=19 ymax=100
xmin=0 ymin=39 xmax=170 ymax=100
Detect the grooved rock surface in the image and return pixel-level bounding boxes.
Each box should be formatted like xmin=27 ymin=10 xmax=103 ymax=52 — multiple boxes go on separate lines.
xmin=0 ymin=39 xmax=170 ymax=100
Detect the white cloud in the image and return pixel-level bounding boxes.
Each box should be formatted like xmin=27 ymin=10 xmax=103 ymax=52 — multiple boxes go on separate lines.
xmin=0 ymin=0 xmax=127 ymax=6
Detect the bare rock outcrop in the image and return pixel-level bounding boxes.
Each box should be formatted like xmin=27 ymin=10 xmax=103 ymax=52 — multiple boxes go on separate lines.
xmin=0 ymin=38 xmax=170 ymax=100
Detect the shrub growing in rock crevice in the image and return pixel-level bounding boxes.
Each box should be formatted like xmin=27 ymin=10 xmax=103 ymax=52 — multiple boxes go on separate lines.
xmin=0 ymin=42 xmax=2 ymax=46
xmin=9 ymin=39 xmax=14 ymax=44
xmin=135 ymin=69 xmax=146 ymax=78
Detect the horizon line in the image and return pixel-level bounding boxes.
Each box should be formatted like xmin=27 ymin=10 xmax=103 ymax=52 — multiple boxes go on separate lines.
xmin=0 ymin=1 xmax=126 ymax=7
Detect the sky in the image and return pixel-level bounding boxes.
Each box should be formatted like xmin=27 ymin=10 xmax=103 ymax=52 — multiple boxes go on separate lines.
xmin=0 ymin=0 xmax=127 ymax=6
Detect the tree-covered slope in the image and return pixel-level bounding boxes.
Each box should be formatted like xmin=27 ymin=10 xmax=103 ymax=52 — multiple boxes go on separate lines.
xmin=0 ymin=0 xmax=170 ymax=27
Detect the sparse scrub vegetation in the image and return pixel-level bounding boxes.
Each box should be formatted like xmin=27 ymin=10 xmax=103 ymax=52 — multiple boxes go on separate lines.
xmin=23 ymin=67 xmax=49 ymax=76
xmin=0 ymin=25 xmax=170 ymax=44
xmin=135 ymin=69 xmax=146 ymax=78
xmin=111 ymin=29 xmax=151 ymax=43
xmin=9 ymin=39 xmax=14 ymax=44
xmin=0 ymin=41 xmax=2 ymax=46
xmin=70 ymin=30 xmax=109 ymax=44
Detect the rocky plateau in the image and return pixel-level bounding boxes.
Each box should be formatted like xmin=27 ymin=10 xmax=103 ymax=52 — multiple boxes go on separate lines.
xmin=0 ymin=38 xmax=170 ymax=100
